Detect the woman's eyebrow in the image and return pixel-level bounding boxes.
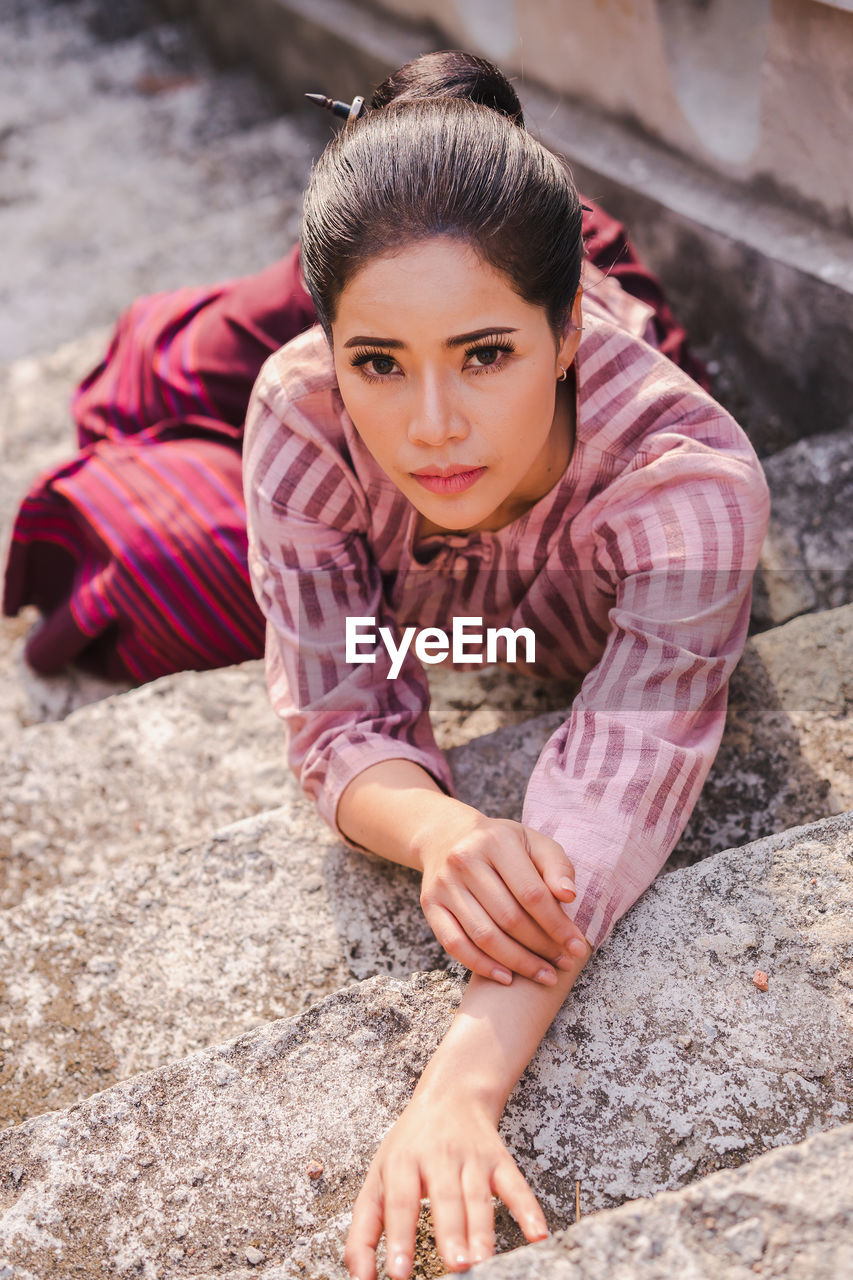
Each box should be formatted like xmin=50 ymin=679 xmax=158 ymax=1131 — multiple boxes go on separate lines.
xmin=342 ymin=326 xmax=519 ymax=350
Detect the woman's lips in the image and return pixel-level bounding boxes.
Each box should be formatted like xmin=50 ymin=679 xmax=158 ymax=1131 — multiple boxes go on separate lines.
xmin=411 ymin=466 xmax=486 ymax=494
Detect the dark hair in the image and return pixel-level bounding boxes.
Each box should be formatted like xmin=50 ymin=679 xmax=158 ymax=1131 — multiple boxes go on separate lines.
xmin=370 ymin=49 xmax=524 ymax=125
xmin=300 ymin=95 xmax=584 ymax=343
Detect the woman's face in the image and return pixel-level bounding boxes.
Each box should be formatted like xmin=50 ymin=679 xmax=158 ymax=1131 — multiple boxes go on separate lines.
xmin=330 ymin=237 xmax=582 ymax=534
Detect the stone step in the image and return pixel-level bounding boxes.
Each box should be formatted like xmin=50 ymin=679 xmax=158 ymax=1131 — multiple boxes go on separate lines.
xmin=753 ymin=421 xmax=853 ymax=627
xmin=1 ymin=608 xmax=850 ymax=1127
xmin=471 ymin=1122 xmax=853 ymax=1279
xmin=0 ymin=809 xmax=850 ymax=1273
xmin=3 ymin=600 xmax=849 ymax=920
xmin=0 ymin=0 xmax=324 ymax=364
xmin=0 ymin=657 xmax=578 ymax=913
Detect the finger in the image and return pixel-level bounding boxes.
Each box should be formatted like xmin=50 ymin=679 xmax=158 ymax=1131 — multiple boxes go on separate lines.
xmin=382 ymin=1153 xmax=425 ymax=1280
xmin=490 ymin=1154 xmax=550 ymax=1245
xmin=494 ymin=828 xmax=589 ymax=959
xmin=344 ymin=1166 xmax=384 ymax=1280
xmin=425 ymin=1161 xmax=472 ymax=1273
xmin=460 ymin=1159 xmax=497 ymax=1264
xmin=525 ymin=825 xmax=576 ymax=887
xmin=459 ymin=863 xmax=587 ymax=971
xmin=426 ymin=900 xmax=560 ymax=987
xmin=449 ymin=883 xmax=572 ymax=984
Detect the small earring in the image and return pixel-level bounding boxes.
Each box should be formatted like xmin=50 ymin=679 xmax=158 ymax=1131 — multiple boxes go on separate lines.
xmin=557 ymin=366 xmax=568 ymax=382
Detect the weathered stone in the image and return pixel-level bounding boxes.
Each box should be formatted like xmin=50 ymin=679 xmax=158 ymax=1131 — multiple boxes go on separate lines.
xmin=0 ymin=812 xmax=849 ymax=1275
xmin=0 ymin=805 xmax=447 ymax=1128
xmin=752 ymin=425 xmax=853 ymax=627
xmin=0 ymin=658 xmax=573 ymax=912
xmin=463 ymin=1122 xmax=853 ymax=1279
xmin=0 ymin=663 xmax=294 ymax=910
xmin=3 ymin=600 xmax=849 ymax=921
xmin=0 ymin=1 xmax=322 ymax=365
xmin=0 ymin=970 xmax=464 ymax=1280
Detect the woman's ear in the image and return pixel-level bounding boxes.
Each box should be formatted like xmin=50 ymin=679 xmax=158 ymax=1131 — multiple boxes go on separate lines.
xmin=556 ymin=286 xmax=584 ymax=373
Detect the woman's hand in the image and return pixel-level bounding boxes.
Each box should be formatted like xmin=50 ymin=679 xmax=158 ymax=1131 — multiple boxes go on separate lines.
xmin=344 ymin=1086 xmax=549 ymax=1280
xmin=414 ymin=806 xmax=589 ymax=986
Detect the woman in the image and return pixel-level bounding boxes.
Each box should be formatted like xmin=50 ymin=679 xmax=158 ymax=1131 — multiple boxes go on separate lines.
xmin=242 ymin=92 xmax=769 ymax=1279
xmin=2 ymin=52 xmax=707 ymax=680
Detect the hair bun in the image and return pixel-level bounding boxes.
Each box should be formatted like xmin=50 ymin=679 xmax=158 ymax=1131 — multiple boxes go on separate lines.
xmin=370 ymin=50 xmax=524 ymax=126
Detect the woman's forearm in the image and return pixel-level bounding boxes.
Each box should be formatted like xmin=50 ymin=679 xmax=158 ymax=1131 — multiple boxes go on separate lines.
xmin=336 ymin=757 xmax=476 ymax=870
xmin=413 ymin=949 xmax=591 ymax=1124
xmin=336 ymin=757 xmax=589 ymax=988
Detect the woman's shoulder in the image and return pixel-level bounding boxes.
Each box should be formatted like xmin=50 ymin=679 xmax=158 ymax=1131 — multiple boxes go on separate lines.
xmin=244 ymin=324 xmax=367 ymax=505
xmin=247 ymin=323 xmax=359 ymax=465
xmin=255 ymin=324 xmax=339 ymax=412
xmin=569 ymin=312 xmax=770 ymax=531
xmin=575 ymin=310 xmax=753 ymax=465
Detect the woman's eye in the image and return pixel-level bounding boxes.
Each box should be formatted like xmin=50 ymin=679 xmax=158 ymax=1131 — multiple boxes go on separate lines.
xmin=466 ymin=342 xmax=513 ymax=372
xmin=368 ymin=355 xmax=396 ymax=376
xmin=350 ymin=349 xmax=398 ymax=379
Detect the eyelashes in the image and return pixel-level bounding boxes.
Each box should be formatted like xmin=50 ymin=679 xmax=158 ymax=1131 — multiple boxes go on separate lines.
xmin=348 ymin=335 xmax=516 ymax=382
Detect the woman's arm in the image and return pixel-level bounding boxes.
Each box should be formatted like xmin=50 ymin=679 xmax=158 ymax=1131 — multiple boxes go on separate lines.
xmin=524 ymin=431 xmax=771 ymax=952
xmin=337 ymin=758 xmax=590 ymax=986
xmin=344 ymin=943 xmax=591 ymax=1280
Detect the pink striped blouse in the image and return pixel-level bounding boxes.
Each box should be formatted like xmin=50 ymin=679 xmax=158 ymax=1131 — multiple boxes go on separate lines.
xmin=243 ymin=273 xmax=770 ymax=952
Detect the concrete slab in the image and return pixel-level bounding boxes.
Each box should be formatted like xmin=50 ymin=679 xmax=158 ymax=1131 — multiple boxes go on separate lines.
xmin=0 ymin=0 xmax=324 ymax=363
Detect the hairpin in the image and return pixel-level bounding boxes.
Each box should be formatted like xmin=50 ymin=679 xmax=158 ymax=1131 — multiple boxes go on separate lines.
xmin=305 ymin=92 xmax=366 ymax=125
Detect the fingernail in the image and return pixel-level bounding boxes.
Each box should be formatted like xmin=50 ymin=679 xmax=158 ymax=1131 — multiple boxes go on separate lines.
xmin=455 ymin=1252 xmax=469 ymax=1267
xmin=555 ymin=953 xmax=575 ymax=969
xmin=390 ymin=1251 xmax=410 ymax=1276
xmin=536 ymin=968 xmax=556 ymax=984
xmin=559 ymin=877 xmax=575 ymax=895
xmin=568 ymin=938 xmax=588 ymax=958
xmin=491 ymin=968 xmax=513 ymax=985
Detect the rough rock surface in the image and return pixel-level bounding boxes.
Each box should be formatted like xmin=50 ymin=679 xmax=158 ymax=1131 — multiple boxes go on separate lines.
xmin=0 ymin=811 xmax=850 ymax=1274
xmin=753 ymin=424 xmax=853 ymax=627
xmin=0 ymin=0 xmax=323 ymax=364
xmin=0 ymin=659 xmax=573 ymax=911
xmin=466 ymin=1122 xmax=853 ymax=1279
xmin=0 ymin=807 xmax=445 ymax=1128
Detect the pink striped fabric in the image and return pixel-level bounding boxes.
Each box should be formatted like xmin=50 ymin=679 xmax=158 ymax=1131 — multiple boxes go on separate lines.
xmin=244 ymin=294 xmax=770 ymax=953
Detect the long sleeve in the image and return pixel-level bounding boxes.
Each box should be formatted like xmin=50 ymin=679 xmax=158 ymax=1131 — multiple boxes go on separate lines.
xmin=522 ymin=423 xmax=771 ymax=952
xmin=243 ymin=347 xmax=455 ymax=841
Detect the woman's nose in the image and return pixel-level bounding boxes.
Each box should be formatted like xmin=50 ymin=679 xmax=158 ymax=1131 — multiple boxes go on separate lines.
xmin=407 ymin=372 xmax=468 ymax=446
